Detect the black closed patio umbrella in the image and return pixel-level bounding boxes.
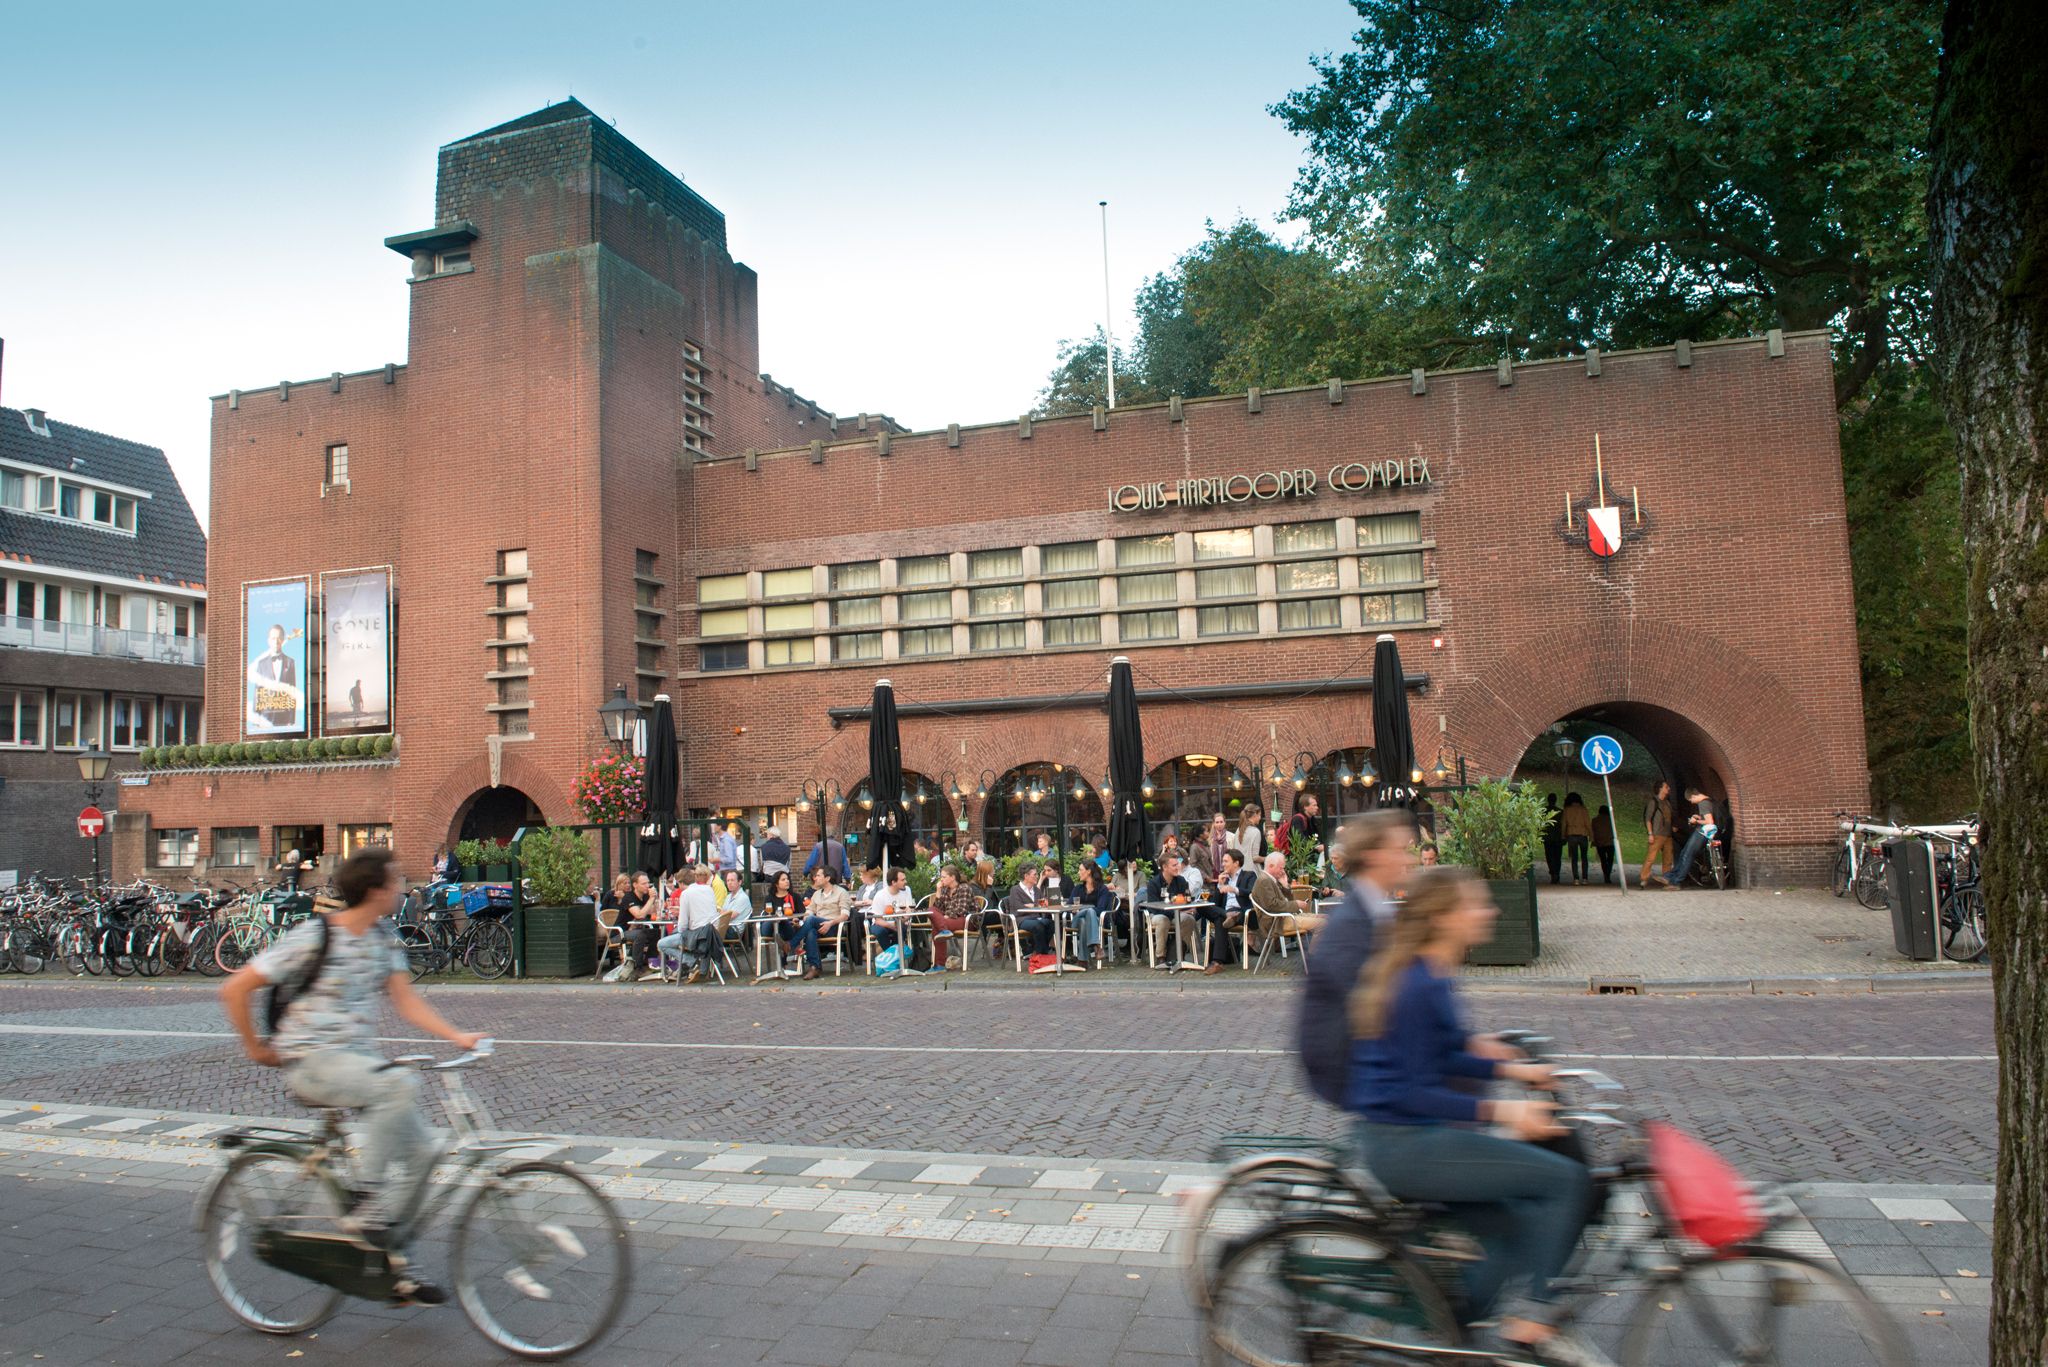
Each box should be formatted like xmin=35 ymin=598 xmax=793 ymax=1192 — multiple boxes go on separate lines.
xmin=1371 ymin=634 xmax=1418 ymax=809
xmin=639 ymin=695 xmax=684 ymax=877
xmin=866 ymin=678 xmax=913 ymax=874
xmin=1104 ymin=656 xmax=1148 ymax=961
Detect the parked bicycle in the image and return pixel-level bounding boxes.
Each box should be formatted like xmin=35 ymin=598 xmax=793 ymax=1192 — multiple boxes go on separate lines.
xmin=1189 ymin=1034 xmax=1909 ymax=1367
xmin=394 ymin=885 xmax=514 ymax=980
xmin=199 ymin=1040 xmax=630 ymax=1359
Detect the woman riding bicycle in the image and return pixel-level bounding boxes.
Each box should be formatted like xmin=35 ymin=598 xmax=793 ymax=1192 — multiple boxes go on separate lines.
xmin=1347 ymin=866 xmax=1605 ymax=1366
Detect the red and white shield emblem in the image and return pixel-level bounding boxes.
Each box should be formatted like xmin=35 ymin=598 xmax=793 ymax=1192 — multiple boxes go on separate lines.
xmin=1587 ymin=505 xmax=1623 ymax=558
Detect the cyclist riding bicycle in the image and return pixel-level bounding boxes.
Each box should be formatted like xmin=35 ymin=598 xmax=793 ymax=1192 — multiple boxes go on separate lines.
xmin=220 ymin=847 xmax=484 ymax=1305
xmin=1347 ymin=866 xmax=1606 ymax=1366
xmin=1648 ymin=787 xmax=1718 ymax=888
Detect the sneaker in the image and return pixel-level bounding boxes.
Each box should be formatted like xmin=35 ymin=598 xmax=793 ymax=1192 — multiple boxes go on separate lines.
xmin=390 ymin=1274 xmax=448 ymax=1307
xmin=685 ymin=966 xmax=704 ymax=985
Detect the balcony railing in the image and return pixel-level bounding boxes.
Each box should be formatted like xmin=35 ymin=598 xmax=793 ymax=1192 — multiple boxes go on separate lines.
xmin=0 ymin=614 xmax=206 ymax=666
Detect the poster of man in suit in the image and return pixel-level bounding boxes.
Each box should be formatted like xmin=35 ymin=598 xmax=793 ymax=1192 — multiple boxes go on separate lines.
xmin=244 ymin=579 xmax=308 ymax=736
xmin=321 ymin=568 xmax=391 ymax=731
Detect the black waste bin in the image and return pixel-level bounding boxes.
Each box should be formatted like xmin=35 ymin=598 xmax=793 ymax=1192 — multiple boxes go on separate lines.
xmin=1885 ymin=838 xmax=1938 ymax=960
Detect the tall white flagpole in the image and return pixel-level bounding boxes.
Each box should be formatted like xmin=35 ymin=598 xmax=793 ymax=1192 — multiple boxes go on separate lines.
xmin=1099 ymin=200 xmax=1116 ymax=409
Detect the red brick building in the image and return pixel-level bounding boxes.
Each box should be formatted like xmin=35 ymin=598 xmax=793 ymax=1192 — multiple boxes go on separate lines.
xmin=119 ymin=99 xmax=1867 ymax=886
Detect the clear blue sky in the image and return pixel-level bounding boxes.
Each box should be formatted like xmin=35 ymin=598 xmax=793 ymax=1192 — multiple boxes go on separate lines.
xmin=0 ymin=1 xmax=1361 ymax=524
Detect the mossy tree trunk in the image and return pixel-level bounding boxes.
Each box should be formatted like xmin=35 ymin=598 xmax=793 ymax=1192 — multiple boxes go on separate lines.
xmin=1927 ymin=4 xmax=2048 ymax=1362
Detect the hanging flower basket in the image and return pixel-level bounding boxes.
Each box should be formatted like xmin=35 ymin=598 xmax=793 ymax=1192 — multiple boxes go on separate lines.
xmin=572 ymin=753 xmax=646 ymax=824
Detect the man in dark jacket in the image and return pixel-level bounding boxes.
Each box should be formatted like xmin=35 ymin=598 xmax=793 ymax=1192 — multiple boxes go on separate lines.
xmin=1296 ymin=810 xmax=1413 ymax=1107
xmin=802 ymin=834 xmax=850 ymax=883
xmin=758 ymin=828 xmax=792 ymax=881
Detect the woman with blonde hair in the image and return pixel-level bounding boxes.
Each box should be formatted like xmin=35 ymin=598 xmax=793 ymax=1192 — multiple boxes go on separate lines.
xmin=1236 ymin=807 xmax=1264 ymax=864
xmin=1347 ymin=866 xmax=1599 ymax=1365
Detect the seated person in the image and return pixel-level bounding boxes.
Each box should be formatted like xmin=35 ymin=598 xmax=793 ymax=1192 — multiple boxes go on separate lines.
xmin=656 ymin=866 xmax=723 ymax=984
xmin=1348 ymin=868 xmax=1594 ymax=1364
xmin=851 ymin=865 xmax=882 ymax=910
xmin=1072 ymin=861 xmax=1115 ymax=963
xmin=925 ymin=863 xmax=981 ymax=970
xmin=760 ymin=870 xmax=804 ymax=973
xmin=1252 ymin=851 xmax=1328 ymax=945
xmin=597 ymin=872 xmax=633 ymax=961
xmin=605 ymin=872 xmax=663 ymax=982
xmin=1141 ymin=853 xmax=1196 ymax=965
xmin=787 ymin=867 xmax=850 ymax=979
xmin=719 ymin=868 xmax=753 ymax=927
xmin=866 ymin=866 xmax=916 ymax=965
xmin=1204 ymin=846 xmax=1259 ymax=972
xmin=1000 ymin=864 xmax=1055 ymax=962
xmin=1038 ymin=860 xmax=1067 ymax=902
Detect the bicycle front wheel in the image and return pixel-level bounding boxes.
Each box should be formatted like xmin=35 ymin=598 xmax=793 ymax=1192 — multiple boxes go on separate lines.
xmin=453 ymin=1160 xmax=631 ymax=1360
xmin=201 ymin=1149 xmax=346 ymax=1335
xmin=1204 ymin=1214 xmax=1461 ymax=1367
xmin=1941 ymin=887 xmax=1988 ymax=963
xmin=1621 ymin=1248 xmax=1909 ymax=1367
xmin=1853 ymin=856 xmax=1891 ymax=910
xmin=466 ymin=920 xmax=514 ymax=980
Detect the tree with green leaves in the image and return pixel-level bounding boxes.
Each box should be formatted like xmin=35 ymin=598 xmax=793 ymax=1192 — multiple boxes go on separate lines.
xmin=1926 ymin=3 xmax=2048 ymax=1362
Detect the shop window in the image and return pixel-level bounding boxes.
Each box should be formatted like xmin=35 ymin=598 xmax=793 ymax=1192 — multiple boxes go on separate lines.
xmin=1140 ymin=755 xmax=1258 ymax=847
xmin=900 ymin=626 xmax=953 ymax=657
xmin=699 ymin=642 xmax=748 ymax=672
xmin=1042 ymin=577 xmax=1099 ymax=612
xmin=1197 ymin=604 xmax=1258 ymax=638
xmin=1119 ymin=609 xmax=1177 ymax=642
xmin=212 ymin=828 xmax=261 ymax=867
xmin=967 ymin=547 xmax=1023 ymax=581
xmin=1116 ymin=534 xmax=1174 ymax=568
xmin=1194 ymin=566 xmax=1256 ymax=599
xmin=898 ymin=555 xmax=949 ymax=586
xmin=1044 ymin=615 xmax=1101 ymax=647
xmin=699 ymin=608 xmax=747 ymax=637
xmin=829 ymin=561 xmax=881 ymax=593
xmin=52 ymin=691 xmax=102 ymax=749
xmin=763 ymin=567 xmax=814 ymax=598
xmin=275 ymin=826 xmax=325 ymax=862
xmin=1192 ymin=528 xmax=1254 ymax=561
xmin=154 ymin=828 xmax=199 ymax=867
xmin=1358 ymin=511 xmax=1422 ymax=546
xmin=900 ymin=590 xmax=951 ymax=623
xmin=698 ymin=574 xmax=746 ymax=604
xmin=1117 ymin=572 xmax=1176 ymax=606
xmin=1279 ymin=598 xmax=1342 ymax=632
xmin=110 ymin=695 xmax=155 ymax=749
xmin=1362 ymin=591 xmax=1428 ymax=624
xmin=832 ymin=597 xmax=882 ymax=627
xmin=982 ymin=762 xmax=1104 ymax=858
xmin=1360 ymin=551 xmax=1425 ymax=585
xmin=968 ymin=584 xmax=1023 ymax=617
xmin=340 ymin=824 xmax=393 ymax=856
xmin=832 ymin=632 xmax=881 ymax=662
xmin=1041 ymin=540 xmax=1098 ymax=575
xmin=0 ymin=688 xmax=43 ymax=747
xmin=764 ymin=637 xmax=814 ymax=667
xmin=970 ymin=621 xmax=1024 ymax=653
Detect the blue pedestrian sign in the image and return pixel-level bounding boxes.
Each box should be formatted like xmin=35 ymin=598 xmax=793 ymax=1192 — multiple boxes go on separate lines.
xmin=1580 ymin=735 xmax=1624 ymax=776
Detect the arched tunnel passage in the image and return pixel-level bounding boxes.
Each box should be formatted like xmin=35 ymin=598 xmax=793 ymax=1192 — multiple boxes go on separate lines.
xmin=1511 ymin=702 xmax=1739 ymax=884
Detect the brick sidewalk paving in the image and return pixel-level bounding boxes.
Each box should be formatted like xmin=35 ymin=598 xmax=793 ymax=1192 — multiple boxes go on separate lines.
xmin=0 ymin=1101 xmax=1993 ymax=1366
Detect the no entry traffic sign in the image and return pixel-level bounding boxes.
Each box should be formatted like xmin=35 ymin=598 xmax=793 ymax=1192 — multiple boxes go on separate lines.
xmin=77 ymin=806 xmax=105 ymax=839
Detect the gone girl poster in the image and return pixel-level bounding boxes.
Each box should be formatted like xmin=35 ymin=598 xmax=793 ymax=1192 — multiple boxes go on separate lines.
xmin=321 ymin=568 xmax=391 ymax=731
xmin=243 ymin=578 xmax=309 ymax=736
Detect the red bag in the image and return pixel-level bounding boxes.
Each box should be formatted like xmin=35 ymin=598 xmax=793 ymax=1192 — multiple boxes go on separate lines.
xmin=1646 ymin=1120 xmax=1765 ymax=1249
xmin=1026 ymin=952 xmax=1061 ymax=974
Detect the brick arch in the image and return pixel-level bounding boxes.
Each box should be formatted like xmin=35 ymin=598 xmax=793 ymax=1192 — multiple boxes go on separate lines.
xmin=1443 ymin=620 xmax=1837 ymax=854
xmin=420 ymin=749 xmax=576 ymax=849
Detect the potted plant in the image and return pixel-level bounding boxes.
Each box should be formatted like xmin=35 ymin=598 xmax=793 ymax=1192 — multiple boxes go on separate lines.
xmin=520 ymin=827 xmax=596 ymax=977
xmin=451 ymin=838 xmax=488 ymax=882
xmin=1284 ymin=830 xmax=1326 ymax=902
xmin=1436 ymin=778 xmax=1549 ymax=965
xmin=479 ymin=838 xmax=513 ymax=882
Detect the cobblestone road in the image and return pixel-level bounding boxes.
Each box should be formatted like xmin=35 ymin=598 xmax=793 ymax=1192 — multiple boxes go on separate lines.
xmin=0 ymin=979 xmax=1995 ymax=1184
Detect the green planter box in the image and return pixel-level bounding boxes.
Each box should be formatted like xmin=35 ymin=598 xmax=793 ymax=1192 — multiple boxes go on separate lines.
xmin=1468 ymin=867 xmax=1540 ymax=966
xmin=483 ymin=863 xmax=513 ymax=883
xmin=523 ymin=904 xmax=596 ymax=978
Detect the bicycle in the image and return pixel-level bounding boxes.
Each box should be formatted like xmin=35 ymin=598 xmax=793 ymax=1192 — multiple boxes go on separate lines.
xmin=1192 ymin=1047 xmax=1910 ymax=1366
xmin=199 ymin=1040 xmax=631 ymax=1359
xmin=394 ymin=889 xmax=514 ymax=980
xmin=1930 ymin=826 xmax=1987 ymax=964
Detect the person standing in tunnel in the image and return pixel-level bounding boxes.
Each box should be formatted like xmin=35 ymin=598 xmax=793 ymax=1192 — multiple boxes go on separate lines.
xmin=1640 ymin=781 xmax=1674 ymax=886
xmin=1541 ymin=794 xmax=1564 ymax=885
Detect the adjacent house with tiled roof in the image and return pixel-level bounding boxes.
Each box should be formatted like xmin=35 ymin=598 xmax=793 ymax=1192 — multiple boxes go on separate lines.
xmin=0 ymin=385 xmax=207 ymax=883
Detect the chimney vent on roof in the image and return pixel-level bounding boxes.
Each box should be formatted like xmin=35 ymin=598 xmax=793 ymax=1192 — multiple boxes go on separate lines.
xmin=23 ymin=408 xmax=49 ymax=437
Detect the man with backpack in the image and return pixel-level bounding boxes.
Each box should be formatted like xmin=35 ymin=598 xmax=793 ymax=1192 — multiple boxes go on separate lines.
xmin=220 ymin=847 xmax=483 ymax=1301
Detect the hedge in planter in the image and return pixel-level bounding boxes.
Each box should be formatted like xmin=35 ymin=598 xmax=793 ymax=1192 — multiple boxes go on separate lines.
xmin=521 ymin=827 xmax=596 ymax=977
xmin=1436 ymin=777 xmax=1549 ymax=966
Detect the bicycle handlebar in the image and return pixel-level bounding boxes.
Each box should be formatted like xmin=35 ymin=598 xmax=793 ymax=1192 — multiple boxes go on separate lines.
xmin=380 ymin=1038 xmax=497 ymax=1072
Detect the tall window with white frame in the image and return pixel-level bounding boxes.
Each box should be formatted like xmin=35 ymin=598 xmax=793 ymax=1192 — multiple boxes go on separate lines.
xmin=697 ymin=572 xmax=748 ymax=672
xmin=1358 ymin=511 xmax=1428 ymax=625
xmin=634 ymin=549 xmax=667 ymax=699
xmin=324 ymin=443 xmax=349 ymax=488
xmin=491 ymin=549 xmax=531 ymax=736
xmin=0 ymin=687 xmax=43 ymax=748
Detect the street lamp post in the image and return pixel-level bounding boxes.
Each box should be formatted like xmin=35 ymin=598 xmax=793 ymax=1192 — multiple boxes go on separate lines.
xmin=598 ymin=684 xmax=640 ymax=754
xmin=77 ymin=747 xmax=112 ymax=890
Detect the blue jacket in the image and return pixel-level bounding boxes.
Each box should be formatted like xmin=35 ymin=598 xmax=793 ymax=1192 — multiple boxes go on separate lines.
xmin=1346 ymin=959 xmax=1499 ymax=1124
xmin=1296 ymin=878 xmax=1383 ymax=1106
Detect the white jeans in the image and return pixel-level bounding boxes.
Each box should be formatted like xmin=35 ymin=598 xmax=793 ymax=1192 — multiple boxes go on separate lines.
xmin=285 ymin=1049 xmax=433 ymax=1227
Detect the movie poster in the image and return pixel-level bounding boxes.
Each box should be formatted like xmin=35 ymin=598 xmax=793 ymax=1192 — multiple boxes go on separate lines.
xmin=243 ymin=579 xmax=309 ymax=737
xmin=321 ymin=568 xmax=391 ymax=731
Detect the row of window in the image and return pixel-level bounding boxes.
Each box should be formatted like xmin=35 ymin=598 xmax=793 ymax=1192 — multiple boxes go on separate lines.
xmin=152 ymin=822 xmax=389 ymax=868
xmin=690 ymin=514 xmax=1431 ymax=672
xmin=0 ymin=463 xmax=141 ymax=534
xmin=0 ymin=687 xmax=202 ymax=750
xmin=0 ymin=573 xmax=202 ymax=637
xmin=490 ymin=549 xmax=532 ymax=735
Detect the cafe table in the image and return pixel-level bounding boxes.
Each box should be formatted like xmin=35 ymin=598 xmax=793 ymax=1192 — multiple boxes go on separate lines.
xmin=1138 ymin=899 xmax=1207 ymax=973
xmin=750 ymin=913 xmax=803 ymax=981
